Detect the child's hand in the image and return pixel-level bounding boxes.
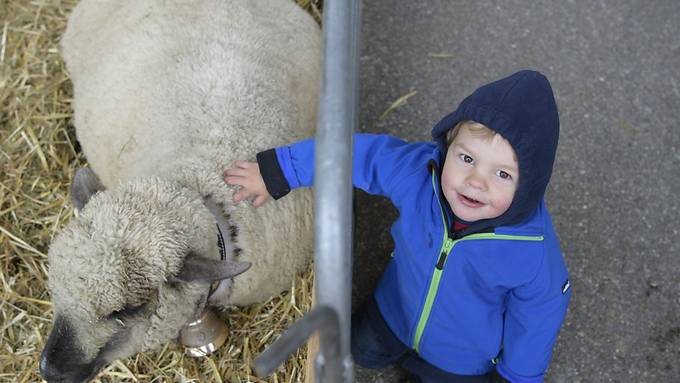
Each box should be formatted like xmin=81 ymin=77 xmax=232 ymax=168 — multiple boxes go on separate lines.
xmin=223 ymin=161 xmax=270 ymax=208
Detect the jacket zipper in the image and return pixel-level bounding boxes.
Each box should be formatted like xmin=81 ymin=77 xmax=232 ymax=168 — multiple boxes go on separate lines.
xmin=411 ymin=168 xmax=544 ymax=352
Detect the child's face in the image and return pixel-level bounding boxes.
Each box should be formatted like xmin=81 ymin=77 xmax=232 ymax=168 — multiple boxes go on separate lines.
xmin=441 ymin=123 xmax=519 ymax=222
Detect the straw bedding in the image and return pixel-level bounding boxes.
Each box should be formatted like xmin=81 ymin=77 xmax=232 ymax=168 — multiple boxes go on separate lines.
xmin=0 ymin=0 xmax=321 ymax=381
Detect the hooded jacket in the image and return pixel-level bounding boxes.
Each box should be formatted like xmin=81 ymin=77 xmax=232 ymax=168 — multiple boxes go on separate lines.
xmin=257 ymin=70 xmax=570 ymax=382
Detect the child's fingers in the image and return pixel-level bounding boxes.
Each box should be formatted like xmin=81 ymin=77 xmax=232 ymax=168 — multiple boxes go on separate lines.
xmin=252 ymin=194 xmax=269 ymax=208
xmin=224 ymin=161 xmax=264 ymax=206
xmin=233 ymin=160 xmax=255 ymax=169
xmin=224 ymin=175 xmax=245 ymax=186
xmin=232 ymin=189 xmax=252 ymax=203
xmin=223 ymin=173 xmax=249 ymax=188
xmin=252 ymin=196 xmax=263 ymax=208
xmin=224 ymin=168 xmax=249 ymax=178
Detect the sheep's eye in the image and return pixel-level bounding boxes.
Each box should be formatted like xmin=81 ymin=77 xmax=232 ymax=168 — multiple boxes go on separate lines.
xmin=106 ymin=303 xmax=146 ymax=320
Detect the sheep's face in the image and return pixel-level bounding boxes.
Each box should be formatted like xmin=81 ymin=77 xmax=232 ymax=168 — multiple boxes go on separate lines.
xmin=40 ymin=178 xmax=218 ymax=382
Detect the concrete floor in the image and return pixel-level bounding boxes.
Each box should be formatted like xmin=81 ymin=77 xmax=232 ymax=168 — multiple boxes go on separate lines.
xmin=351 ymin=1 xmax=680 ymax=382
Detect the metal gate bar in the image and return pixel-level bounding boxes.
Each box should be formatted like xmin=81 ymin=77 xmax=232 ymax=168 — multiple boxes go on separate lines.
xmin=312 ymin=0 xmax=361 ymax=380
xmin=254 ymin=1 xmax=361 ymax=382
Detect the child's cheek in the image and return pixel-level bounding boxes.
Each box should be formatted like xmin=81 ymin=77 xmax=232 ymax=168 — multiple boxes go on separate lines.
xmin=497 ymin=188 xmax=516 ymax=213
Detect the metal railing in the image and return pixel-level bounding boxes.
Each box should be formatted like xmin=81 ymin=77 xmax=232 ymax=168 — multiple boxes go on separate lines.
xmin=253 ymin=0 xmax=361 ymax=382
xmin=253 ymin=306 xmax=341 ymax=379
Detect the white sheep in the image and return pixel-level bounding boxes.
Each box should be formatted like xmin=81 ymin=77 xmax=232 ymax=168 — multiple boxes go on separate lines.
xmin=39 ymin=1 xmax=320 ymax=381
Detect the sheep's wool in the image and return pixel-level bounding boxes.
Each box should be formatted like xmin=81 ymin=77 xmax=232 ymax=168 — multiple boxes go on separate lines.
xmin=44 ymin=0 xmax=319 ymax=369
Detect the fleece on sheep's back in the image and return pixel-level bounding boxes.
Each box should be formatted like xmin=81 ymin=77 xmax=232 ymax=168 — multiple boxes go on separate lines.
xmin=31 ymin=0 xmax=322 ymax=382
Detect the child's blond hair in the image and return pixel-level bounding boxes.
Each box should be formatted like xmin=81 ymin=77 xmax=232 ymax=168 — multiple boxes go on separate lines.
xmin=445 ymin=120 xmax=497 ymax=146
xmin=446 ymin=120 xmax=517 ymax=162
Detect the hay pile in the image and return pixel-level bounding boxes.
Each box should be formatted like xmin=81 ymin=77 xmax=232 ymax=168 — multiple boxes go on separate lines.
xmin=0 ymin=0 xmax=321 ymax=381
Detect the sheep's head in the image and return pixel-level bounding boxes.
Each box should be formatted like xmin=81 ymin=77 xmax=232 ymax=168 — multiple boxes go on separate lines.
xmin=40 ymin=170 xmax=249 ymax=382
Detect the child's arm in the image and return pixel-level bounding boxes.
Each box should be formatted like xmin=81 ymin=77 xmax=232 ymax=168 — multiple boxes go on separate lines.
xmin=495 ymin=260 xmax=571 ymax=383
xmin=225 ymin=134 xmax=429 ymax=207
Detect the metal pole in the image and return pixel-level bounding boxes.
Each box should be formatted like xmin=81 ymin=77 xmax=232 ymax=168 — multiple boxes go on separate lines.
xmin=314 ymin=0 xmax=361 ymax=381
xmin=252 ymin=306 xmax=340 ymax=378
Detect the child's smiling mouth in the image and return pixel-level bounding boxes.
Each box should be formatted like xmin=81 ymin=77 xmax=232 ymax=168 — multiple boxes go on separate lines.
xmin=458 ymin=192 xmax=484 ymax=208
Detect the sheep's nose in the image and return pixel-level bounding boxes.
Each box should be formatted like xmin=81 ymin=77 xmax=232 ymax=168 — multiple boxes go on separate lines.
xmin=40 ymin=347 xmax=99 ymax=383
xmin=40 ymin=340 xmax=86 ymax=382
xmin=39 ymin=315 xmax=89 ymax=382
xmin=40 ymin=328 xmax=68 ymax=381
xmin=39 ymin=348 xmax=68 ymax=381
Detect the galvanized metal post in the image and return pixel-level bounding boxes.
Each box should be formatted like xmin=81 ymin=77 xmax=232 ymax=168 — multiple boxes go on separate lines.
xmin=314 ymin=0 xmax=361 ymax=382
xmin=252 ymin=2 xmax=362 ymax=381
xmin=252 ymin=306 xmax=341 ymax=380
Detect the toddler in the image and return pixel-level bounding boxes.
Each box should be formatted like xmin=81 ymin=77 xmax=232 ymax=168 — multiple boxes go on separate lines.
xmin=224 ymin=70 xmax=571 ymax=383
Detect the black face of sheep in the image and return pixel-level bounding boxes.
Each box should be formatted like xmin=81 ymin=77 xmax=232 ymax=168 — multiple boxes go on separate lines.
xmin=40 ymin=317 xmax=119 ymax=382
xmin=39 ymin=316 xmax=110 ymax=382
xmin=40 ymin=171 xmax=251 ymax=382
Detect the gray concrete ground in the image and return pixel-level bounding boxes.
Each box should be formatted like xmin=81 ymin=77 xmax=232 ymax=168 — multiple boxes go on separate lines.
xmin=350 ymin=1 xmax=680 ymax=382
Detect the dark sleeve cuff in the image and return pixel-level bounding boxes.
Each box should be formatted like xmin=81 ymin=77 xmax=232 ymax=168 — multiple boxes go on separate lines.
xmin=256 ymin=149 xmax=291 ymax=200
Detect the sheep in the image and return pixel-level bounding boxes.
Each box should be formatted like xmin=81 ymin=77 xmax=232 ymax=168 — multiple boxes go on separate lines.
xmin=38 ymin=0 xmax=320 ymax=382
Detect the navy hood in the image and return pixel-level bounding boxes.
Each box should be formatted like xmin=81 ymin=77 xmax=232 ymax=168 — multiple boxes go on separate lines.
xmin=432 ymin=70 xmax=559 ymax=229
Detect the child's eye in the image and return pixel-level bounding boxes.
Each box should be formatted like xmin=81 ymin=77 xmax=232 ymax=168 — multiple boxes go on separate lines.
xmin=459 ymin=154 xmax=473 ymax=164
xmin=497 ymin=170 xmax=512 ymax=180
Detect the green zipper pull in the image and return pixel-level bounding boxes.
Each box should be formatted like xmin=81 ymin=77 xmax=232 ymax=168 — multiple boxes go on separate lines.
xmin=435 ymin=237 xmax=455 ymax=270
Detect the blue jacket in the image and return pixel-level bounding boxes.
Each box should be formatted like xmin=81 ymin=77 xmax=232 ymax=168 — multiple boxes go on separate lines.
xmin=257 ymin=70 xmax=571 ymax=382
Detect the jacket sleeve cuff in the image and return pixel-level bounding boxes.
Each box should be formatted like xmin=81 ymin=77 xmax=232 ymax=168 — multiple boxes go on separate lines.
xmin=256 ymin=149 xmax=291 ymax=200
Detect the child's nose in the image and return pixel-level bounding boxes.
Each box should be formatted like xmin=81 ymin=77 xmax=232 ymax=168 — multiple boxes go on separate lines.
xmin=466 ymin=173 xmax=488 ymax=191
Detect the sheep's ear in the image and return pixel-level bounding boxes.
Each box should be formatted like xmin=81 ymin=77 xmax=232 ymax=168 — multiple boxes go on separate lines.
xmin=172 ymin=253 xmax=251 ymax=283
xmin=70 ymin=168 xmax=105 ymax=211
